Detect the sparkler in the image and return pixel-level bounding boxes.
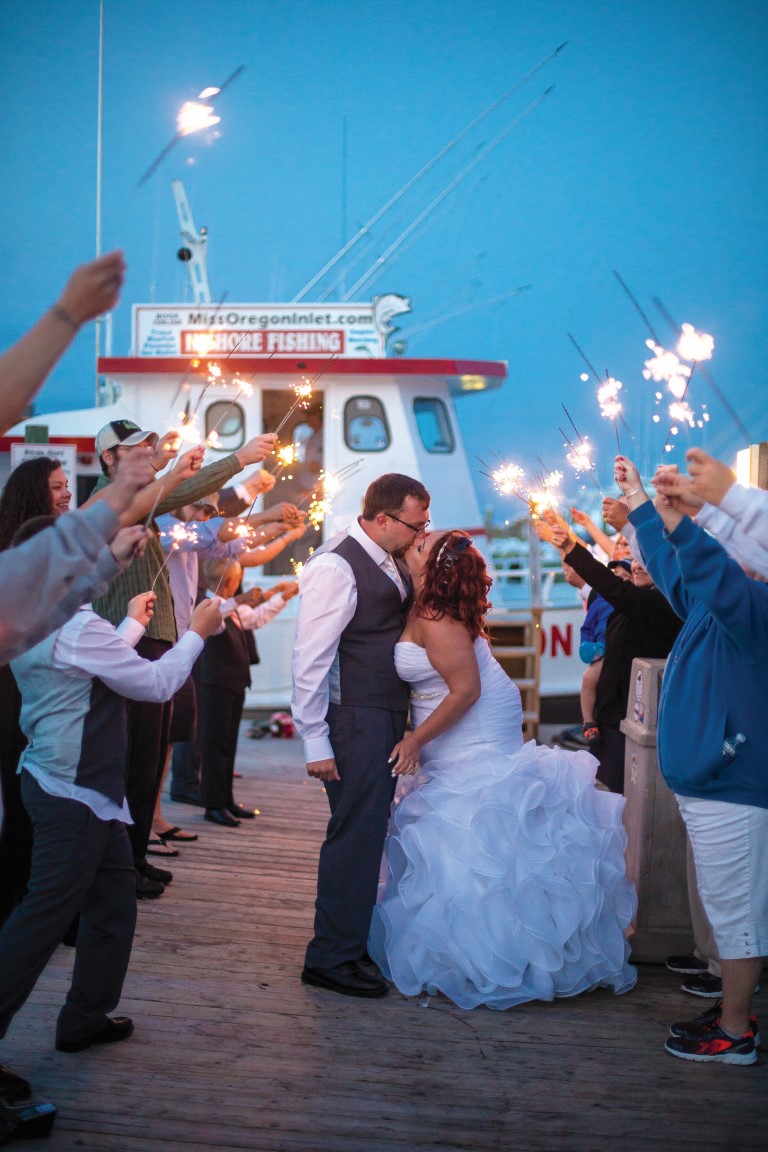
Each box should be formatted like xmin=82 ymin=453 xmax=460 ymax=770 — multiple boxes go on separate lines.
xmin=558 ymin=428 xmax=603 ymax=495
xmin=597 ymin=373 xmax=623 ymax=451
xmin=136 ymin=67 xmax=244 ymax=188
xmin=661 ymin=362 xmax=698 ymax=455
xmin=151 ymin=523 xmax=200 ymax=591
xmin=296 ymin=461 xmax=365 ymax=529
xmin=528 ymin=470 xmax=563 ymax=519
xmin=560 ymin=404 xmax=604 ymax=495
xmin=273 ymin=382 xmax=314 ymax=437
xmin=475 ymin=458 xmax=530 ymax=507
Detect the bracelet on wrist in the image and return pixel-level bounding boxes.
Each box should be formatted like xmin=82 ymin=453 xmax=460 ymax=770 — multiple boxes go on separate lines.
xmin=51 ymin=305 xmax=80 ymax=332
xmin=625 ymin=488 xmax=644 ymax=498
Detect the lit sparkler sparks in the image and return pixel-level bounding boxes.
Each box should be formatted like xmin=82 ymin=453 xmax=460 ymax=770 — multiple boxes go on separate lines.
xmin=273 ymin=381 xmax=314 ymax=437
xmin=597 ymin=376 xmax=623 ymax=423
xmin=676 ymin=323 xmax=714 ymax=363
xmin=528 ymin=470 xmax=563 ymax=519
xmin=151 ymin=523 xmax=200 ymax=591
xmin=296 ymin=461 xmax=365 ymax=530
xmin=136 ymin=67 xmax=244 ymax=188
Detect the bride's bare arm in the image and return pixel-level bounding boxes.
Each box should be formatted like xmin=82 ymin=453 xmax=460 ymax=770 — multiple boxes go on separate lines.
xmin=389 ymin=616 xmax=481 ymax=776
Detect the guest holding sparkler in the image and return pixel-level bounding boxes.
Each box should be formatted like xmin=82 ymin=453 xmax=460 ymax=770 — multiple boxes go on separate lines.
xmin=0 ymin=518 xmax=222 ymax=1098
xmin=549 ymin=521 xmax=682 ymax=793
xmin=199 ymin=559 xmax=298 ymax=827
xmin=151 ymin=495 xmax=308 ymax=842
xmin=616 ymin=455 xmax=768 ymax=1066
xmin=88 ymin=419 xmax=276 ymax=897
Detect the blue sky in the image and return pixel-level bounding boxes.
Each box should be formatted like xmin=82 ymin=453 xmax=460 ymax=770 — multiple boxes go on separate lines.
xmin=2 ymin=0 xmax=766 ymax=514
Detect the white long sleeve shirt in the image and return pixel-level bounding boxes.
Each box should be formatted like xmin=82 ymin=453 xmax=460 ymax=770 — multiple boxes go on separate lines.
xmin=19 ymin=608 xmax=203 ymax=822
xmin=291 ymin=518 xmax=406 ymax=764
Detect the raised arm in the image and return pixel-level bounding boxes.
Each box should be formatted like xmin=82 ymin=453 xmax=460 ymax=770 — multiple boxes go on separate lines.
xmin=0 ymin=251 xmax=125 ymax=435
xmin=570 ymin=507 xmax=618 ymax=559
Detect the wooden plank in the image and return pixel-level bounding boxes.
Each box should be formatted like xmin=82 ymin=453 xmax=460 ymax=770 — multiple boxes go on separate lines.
xmin=4 ymin=730 xmax=766 ymax=1152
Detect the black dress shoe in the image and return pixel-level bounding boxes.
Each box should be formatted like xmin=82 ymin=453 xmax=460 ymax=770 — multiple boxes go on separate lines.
xmin=136 ymin=859 xmax=173 ymax=885
xmin=56 ymin=1016 xmax=134 ymax=1053
xmin=0 ymin=1064 xmax=30 ymax=1103
xmin=356 ymin=953 xmax=385 ymax=982
xmin=228 ymin=802 xmax=256 ymax=820
xmin=205 ymin=808 xmax=240 ymax=828
xmin=169 ymin=791 xmax=204 ymax=806
xmin=302 ymin=961 xmax=389 ymax=998
xmin=135 ymin=872 xmax=165 ymax=899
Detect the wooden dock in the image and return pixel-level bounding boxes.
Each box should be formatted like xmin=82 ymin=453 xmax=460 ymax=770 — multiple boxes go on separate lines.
xmin=7 ymin=731 xmax=767 ymax=1152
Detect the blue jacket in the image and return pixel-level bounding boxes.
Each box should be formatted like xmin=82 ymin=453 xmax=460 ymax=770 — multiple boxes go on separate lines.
xmin=631 ymin=500 xmax=768 ymax=809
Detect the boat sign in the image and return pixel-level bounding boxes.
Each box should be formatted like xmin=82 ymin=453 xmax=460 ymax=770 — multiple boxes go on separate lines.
xmin=132 ymin=304 xmax=381 ymax=358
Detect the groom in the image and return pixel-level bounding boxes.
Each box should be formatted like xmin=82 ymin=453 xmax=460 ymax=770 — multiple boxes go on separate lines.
xmin=292 ymin=473 xmax=430 ymax=997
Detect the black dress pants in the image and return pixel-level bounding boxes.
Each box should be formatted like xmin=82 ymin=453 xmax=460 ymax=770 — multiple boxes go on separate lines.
xmin=124 ymin=637 xmax=173 ymax=863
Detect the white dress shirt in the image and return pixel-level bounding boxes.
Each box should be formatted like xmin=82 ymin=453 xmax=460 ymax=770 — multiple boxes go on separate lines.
xmin=22 ymin=608 xmax=204 ymax=823
xmin=291 ymin=518 xmax=405 ymax=763
xmin=207 ymin=589 xmax=287 ymax=633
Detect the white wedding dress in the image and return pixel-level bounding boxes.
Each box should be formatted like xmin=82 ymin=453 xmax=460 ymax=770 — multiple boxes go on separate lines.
xmin=368 ymin=638 xmax=637 ymax=1009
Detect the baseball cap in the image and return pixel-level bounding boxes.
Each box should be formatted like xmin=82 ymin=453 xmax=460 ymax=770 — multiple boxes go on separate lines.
xmin=607 ymin=559 xmax=632 ymax=573
xmin=95 ymin=419 xmax=158 ymax=456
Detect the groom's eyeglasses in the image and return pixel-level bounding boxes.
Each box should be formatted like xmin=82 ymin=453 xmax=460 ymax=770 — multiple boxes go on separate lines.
xmin=386 ymin=512 xmax=430 ymax=534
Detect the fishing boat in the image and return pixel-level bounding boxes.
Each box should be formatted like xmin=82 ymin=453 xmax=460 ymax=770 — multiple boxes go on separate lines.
xmin=2 ymin=302 xmax=583 ymax=723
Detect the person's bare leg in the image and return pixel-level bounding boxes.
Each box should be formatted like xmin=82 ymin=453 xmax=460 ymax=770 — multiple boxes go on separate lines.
xmin=151 ymin=749 xmax=176 ymax=838
xmin=580 ymin=658 xmax=602 ymax=729
xmin=719 ymin=956 xmax=763 ymax=1035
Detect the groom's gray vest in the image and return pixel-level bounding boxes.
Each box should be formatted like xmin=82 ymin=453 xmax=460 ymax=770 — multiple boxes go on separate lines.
xmin=313 ymin=531 xmax=411 ymax=711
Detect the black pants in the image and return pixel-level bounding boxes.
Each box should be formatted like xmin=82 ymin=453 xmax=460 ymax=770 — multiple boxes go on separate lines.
xmin=595 ymin=723 xmax=626 ymax=793
xmin=125 ymin=637 xmax=173 ymax=863
xmin=0 ymin=773 xmax=136 ymax=1044
xmin=0 ymin=665 xmax=29 ymax=927
xmin=200 ymin=685 xmax=245 ymax=810
xmin=305 ymin=704 xmax=406 ymax=970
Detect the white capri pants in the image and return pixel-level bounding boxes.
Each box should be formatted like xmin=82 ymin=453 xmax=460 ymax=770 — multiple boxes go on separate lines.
xmin=676 ymin=795 xmax=768 ymax=960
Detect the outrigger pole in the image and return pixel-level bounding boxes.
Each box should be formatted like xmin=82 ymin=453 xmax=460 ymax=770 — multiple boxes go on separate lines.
xmin=291 ymin=42 xmax=567 ymax=303
xmin=341 ymin=86 xmax=555 ymax=301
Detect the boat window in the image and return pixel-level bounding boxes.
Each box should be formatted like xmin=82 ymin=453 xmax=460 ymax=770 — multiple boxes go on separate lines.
xmin=413 ymin=397 xmax=455 ymax=453
xmin=344 ymin=397 xmax=390 ymax=452
xmin=205 ymin=401 xmax=244 ymax=451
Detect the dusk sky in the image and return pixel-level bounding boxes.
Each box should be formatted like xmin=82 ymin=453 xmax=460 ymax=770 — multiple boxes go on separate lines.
xmin=2 ymin=0 xmax=766 ymax=513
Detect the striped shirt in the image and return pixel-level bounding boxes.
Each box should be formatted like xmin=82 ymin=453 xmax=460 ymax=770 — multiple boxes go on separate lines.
xmin=91 ymin=454 xmax=241 ymax=641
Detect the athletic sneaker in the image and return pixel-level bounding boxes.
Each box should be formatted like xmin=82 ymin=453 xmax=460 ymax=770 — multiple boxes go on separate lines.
xmin=682 ymin=972 xmax=760 ymax=999
xmin=666 ymin=953 xmax=709 ymax=975
xmin=665 ymin=1020 xmax=757 ymax=1065
xmin=669 ymin=1001 xmax=761 ymax=1047
xmin=681 ymin=972 xmax=722 ymax=998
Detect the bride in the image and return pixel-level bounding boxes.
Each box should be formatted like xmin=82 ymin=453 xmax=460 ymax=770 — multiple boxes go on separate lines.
xmin=368 ymin=530 xmax=637 ymax=1009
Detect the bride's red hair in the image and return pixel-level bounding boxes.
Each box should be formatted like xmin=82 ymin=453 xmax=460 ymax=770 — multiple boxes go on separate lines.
xmin=415 ymin=531 xmax=492 ymax=639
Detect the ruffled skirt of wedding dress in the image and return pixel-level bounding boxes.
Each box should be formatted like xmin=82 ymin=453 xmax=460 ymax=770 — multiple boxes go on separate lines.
xmin=369 ymin=741 xmax=637 ymax=1010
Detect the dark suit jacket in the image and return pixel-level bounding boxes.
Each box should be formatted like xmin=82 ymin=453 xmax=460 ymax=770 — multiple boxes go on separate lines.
xmin=565 ymin=541 xmax=682 ymax=727
xmin=200 ymin=616 xmax=252 ymax=695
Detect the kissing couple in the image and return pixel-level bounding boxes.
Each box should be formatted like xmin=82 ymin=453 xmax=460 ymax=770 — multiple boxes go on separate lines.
xmin=292 ymin=473 xmax=636 ymax=1006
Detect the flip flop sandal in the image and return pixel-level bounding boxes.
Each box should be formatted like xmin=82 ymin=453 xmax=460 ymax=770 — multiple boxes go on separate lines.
xmin=147 ymin=838 xmax=179 ymax=857
xmin=159 ymin=826 xmax=199 ymax=843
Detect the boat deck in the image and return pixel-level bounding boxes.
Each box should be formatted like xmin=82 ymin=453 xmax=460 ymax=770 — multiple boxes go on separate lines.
xmin=8 ymin=732 xmax=767 ymax=1152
